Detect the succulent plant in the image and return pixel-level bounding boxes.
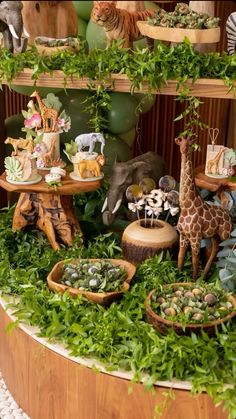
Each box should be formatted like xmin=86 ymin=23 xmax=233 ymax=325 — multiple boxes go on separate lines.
xmin=4 ymin=156 xmax=23 ymax=181
xmin=149 ymin=3 xmax=220 ymax=30
xmin=216 ymin=226 xmax=236 ymax=292
xmin=60 ymin=260 xmax=127 ymax=292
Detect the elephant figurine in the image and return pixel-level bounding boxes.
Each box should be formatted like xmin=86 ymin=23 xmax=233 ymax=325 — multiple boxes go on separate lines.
xmin=75 ymin=132 xmax=105 ymax=155
xmin=102 ymin=152 xmax=167 ymax=226
xmin=0 ymin=1 xmax=29 ymax=53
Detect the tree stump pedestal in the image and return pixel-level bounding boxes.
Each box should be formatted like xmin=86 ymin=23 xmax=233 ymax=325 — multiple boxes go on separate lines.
xmin=0 ymin=171 xmax=103 ymax=250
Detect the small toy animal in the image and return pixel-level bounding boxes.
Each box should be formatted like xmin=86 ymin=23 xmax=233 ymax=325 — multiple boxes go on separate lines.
xmin=5 ymin=137 xmax=34 ymax=156
xmin=91 ymin=1 xmax=155 ymax=49
xmin=78 ymin=155 xmax=105 ymax=178
xmin=75 ymin=132 xmax=105 ymax=155
xmin=30 ymin=91 xmax=58 ymax=133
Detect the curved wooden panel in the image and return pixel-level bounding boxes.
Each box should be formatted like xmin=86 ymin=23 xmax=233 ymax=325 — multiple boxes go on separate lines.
xmin=0 ymin=303 xmax=228 ymax=419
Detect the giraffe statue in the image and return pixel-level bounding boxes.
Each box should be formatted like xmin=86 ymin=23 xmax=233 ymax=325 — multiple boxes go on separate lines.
xmin=30 ymin=91 xmax=58 ymax=132
xmin=206 ymin=147 xmax=225 ymax=175
xmin=175 ymin=137 xmax=232 ymax=280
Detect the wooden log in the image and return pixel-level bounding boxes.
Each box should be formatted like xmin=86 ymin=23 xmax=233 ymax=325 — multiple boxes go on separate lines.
xmin=12 ymin=192 xmax=82 ymax=251
xmin=22 ymin=1 xmax=78 ymax=44
xmin=116 ymin=1 xmax=145 ymax=11
xmin=189 ymin=1 xmax=216 ymax=52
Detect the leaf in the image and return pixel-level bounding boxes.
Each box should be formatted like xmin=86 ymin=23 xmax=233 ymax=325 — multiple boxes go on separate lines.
xmin=226 ymin=257 xmax=236 ymax=265
xmin=217 ymin=248 xmax=234 ymax=258
xmin=219 ymin=238 xmax=236 ymax=247
xmin=231 ymin=228 xmax=236 ymax=237
xmin=219 ymin=268 xmax=234 ymax=281
xmin=5 ymin=320 xmax=19 ymax=334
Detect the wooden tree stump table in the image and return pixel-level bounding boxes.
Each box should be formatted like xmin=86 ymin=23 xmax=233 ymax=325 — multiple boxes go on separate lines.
xmin=195 ymin=165 xmax=236 ymax=207
xmin=0 ymin=171 xmax=103 ymax=251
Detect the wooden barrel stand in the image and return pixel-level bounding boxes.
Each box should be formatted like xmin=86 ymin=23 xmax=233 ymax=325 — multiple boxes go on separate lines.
xmin=0 ymin=302 xmax=228 ymax=419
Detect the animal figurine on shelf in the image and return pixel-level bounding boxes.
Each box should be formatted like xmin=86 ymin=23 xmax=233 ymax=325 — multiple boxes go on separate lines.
xmin=226 ymin=11 xmax=236 ymax=55
xmin=102 ymin=151 xmax=166 ymax=226
xmin=0 ymin=1 xmax=29 ymax=53
xmin=75 ymin=132 xmax=105 ymax=155
xmin=30 ymin=91 xmax=58 ymax=133
xmin=78 ymin=154 xmax=105 ymax=179
xmin=91 ymin=1 xmax=156 ymax=49
xmin=175 ymin=136 xmax=232 ymax=280
xmin=5 ymin=137 xmax=34 ymax=156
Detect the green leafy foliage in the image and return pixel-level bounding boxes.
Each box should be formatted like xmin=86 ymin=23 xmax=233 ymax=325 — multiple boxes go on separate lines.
xmin=1 ymin=209 xmax=236 ymax=416
xmin=0 ymin=41 xmax=235 ymax=134
xmin=42 ymin=93 xmax=62 ymax=111
xmin=217 ymin=226 xmax=236 ymax=292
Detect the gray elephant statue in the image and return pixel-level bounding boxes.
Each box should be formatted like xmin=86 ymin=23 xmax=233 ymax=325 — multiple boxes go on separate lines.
xmin=102 ymin=151 xmax=167 ymax=226
xmin=0 ymin=1 xmax=29 ymax=53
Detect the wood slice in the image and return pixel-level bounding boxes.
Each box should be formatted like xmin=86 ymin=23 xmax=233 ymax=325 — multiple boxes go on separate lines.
xmin=137 ymin=22 xmax=220 ymax=43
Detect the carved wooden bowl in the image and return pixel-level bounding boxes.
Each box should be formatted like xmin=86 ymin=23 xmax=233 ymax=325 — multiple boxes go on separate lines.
xmin=145 ymin=282 xmax=236 ymax=336
xmin=137 ymin=21 xmax=220 ymax=44
xmin=47 ymin=258 xmax=136 ymax=306
xmin=35 ymin=37 xmax=79 ymax=55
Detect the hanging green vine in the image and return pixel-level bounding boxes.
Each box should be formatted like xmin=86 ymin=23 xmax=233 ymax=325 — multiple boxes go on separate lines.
xmin=0 ymin=40 xmax=235 ymax=133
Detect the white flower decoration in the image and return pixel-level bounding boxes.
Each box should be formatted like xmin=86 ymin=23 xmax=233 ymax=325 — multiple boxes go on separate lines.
xmin=146 ymin=205 xmax=163 ymax=217
xmin=170 ymin=206 xmax=179 ymax=216
xmin=128 ymin=201 xmax=144 ymax=213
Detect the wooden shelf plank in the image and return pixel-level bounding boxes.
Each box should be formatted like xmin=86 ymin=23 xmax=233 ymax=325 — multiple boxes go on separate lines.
xmin=4 ymin=69 xmax=236 ymax=99
xmin=0 ymin=171 xmax=103 ymax=195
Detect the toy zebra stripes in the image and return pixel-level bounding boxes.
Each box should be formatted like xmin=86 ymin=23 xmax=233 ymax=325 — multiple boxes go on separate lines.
xmin=226 ymin=12 xmax=236 ymax=55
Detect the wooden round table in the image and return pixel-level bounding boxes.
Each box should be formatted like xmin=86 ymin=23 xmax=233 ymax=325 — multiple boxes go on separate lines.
xmin=0 ymin=171 xmax=103 ymax=250
xmin=195 ymin=165 xmax=236 ymax=207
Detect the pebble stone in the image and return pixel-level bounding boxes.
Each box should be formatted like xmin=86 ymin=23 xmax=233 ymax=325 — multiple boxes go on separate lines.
xmin=0 ymin=372 xmax=30 ymax=419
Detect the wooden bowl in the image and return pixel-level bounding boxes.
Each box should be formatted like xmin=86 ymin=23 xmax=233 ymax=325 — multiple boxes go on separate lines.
xmin=35 ymin=37 xmax=79 ymax=56
xmin=137 ymin=21 xmax=220 ymax=44
xmin=47 ymin=258 xmax=136 ymax=306
xmin=145 ymin=282 xmax=236 ymax=336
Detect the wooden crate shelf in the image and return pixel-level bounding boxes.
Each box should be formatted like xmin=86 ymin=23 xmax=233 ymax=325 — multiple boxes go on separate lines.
xmin=4 ymin=69 xmax=236 ymax=99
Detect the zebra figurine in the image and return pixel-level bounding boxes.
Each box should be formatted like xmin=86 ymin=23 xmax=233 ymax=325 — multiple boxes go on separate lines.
xmin=226 ymin=12 xmax=236 ymax=55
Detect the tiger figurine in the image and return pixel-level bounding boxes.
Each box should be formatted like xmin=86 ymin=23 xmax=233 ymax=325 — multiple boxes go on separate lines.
xmin=91 ymin=1 xmax=156 ymax=49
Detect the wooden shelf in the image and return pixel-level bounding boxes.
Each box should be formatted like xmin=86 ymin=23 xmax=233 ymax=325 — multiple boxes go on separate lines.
xmin=5 ymin=69 xmax=236 ymax=99
xmin=0 ymin=171 xmax=103 ymax=195
xmin=195 ymin=165 xmax=236 ymax=192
